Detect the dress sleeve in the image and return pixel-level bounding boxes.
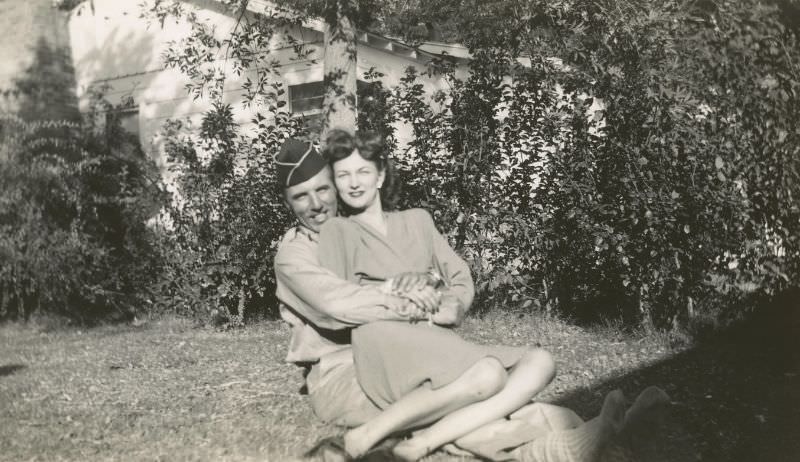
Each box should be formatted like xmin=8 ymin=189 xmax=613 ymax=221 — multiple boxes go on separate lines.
xmin=416 ymin=209 xmax=475 ymax=313
xmin=274 ymin=224 xmax=406 ymax=330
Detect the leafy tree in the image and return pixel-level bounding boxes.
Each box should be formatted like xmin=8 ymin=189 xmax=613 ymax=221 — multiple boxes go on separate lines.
xmin=0 ymin=102 xmax=166 ymax=323
xmin=1 ymin=21 xmax=167 ymax=323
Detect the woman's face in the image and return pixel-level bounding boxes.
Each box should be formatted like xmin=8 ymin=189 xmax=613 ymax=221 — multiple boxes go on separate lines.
xmin=332 ymin=149 xmax=385 ymax=211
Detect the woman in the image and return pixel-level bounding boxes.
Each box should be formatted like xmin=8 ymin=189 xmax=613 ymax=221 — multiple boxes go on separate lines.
xmin=315 ymin=130 xmax=665 ymax=461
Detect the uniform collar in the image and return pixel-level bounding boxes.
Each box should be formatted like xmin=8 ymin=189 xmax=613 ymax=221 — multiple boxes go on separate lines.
xmin=294 ymin=224 xmax=319 ymax=242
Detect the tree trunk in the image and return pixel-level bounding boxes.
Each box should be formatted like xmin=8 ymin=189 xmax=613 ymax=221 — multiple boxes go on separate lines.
xmin=320 ymin=0 xmax=357 ymax=144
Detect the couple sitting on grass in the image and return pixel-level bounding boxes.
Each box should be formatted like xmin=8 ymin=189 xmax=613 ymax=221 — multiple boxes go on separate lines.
xmin=273 ymin=129 xmax=669 ymax=461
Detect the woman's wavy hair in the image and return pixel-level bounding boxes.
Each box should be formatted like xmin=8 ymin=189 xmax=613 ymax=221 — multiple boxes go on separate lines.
xmin=322 ymin=128 xmax=399 ymax=211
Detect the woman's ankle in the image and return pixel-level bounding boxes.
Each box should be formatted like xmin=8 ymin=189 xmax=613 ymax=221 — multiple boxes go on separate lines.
xmin=392 ymin=434 xmax=433 ymax=461
xmin=344 ymin=425 xmax=380 ymax=458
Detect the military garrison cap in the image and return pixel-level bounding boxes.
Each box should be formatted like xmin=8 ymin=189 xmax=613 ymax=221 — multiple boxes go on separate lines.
xmin=274 ymin=139 xmax=328 ymax=187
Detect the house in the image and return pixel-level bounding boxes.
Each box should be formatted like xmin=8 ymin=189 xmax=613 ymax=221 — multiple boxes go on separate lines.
xmin=66 ymin=0 xmax=470 ymax=171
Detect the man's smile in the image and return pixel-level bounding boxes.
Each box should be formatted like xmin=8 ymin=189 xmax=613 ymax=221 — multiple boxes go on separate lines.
xmin=310 ymin=211 xmax=329 ymax=224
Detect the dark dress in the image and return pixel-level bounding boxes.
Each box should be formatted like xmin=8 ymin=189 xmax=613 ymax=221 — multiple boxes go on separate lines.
xmin=317 ymin=208 xmax=525 ymax=409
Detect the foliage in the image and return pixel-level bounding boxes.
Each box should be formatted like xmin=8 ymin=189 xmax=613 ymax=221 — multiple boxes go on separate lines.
xmin=4 ymin=37 xmax=80 ymax=125
xmin=142 ymin=2 xmax=404 ymax=322
xmin=146 ymin=0 xmax=799 ymax=332
xmin=142 ymin=1 xmax=324 ymax=322
xmin=1 ymin=15 xmax=165 ymax=323
xmin=150 ymin=105 xmax=302 ymax=323
xmin=0 ymin=106 xmax=166 ymax=322
xmin=519 ymin=0 xmax=799 ymax=328
xmin=389 ymin=0 xmax=800 ymax=329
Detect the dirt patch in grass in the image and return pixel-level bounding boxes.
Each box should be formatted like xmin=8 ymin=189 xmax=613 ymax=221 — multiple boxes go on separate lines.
xmin=1 ymin=305 xmax=797 ymax=461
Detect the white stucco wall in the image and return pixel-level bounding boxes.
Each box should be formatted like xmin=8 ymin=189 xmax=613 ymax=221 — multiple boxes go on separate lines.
xmin=67 ymin=0 xmax=459 ymax=175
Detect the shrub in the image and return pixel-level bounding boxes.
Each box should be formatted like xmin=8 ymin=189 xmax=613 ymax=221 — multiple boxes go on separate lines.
xmin=518 ymin=0 xmax=799 ymax=329
xmin=0 ymin=112 xmax=166 ymax=323
xmin=146 ymin=0 xmax=799 ymax=332
xmin=154 ymin=72 xmax=397 ymax=322
xmin=389 ymin=0 xmax=799 ymax=330
xmin=151 ymin=103 xmax=303 ymax=323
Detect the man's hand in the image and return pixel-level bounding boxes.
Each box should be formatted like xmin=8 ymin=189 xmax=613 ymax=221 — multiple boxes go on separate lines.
xmin=395 ymin=299 xmax=428 ymax=321
xmin=431 ymin=296 xmax=465 ymax=326
xmin=391 ymin=272 xmax=432 ymax=294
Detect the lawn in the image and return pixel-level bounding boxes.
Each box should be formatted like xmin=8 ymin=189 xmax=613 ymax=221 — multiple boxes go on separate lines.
xmin=1 ymin=306 xmax=798 ymax=461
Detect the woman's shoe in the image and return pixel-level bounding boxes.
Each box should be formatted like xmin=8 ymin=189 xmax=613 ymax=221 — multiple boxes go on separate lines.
xmin=356 ymin=436 xmax=403 ymax=461
xmin=304 ymin=435 xmax=351 ymax=462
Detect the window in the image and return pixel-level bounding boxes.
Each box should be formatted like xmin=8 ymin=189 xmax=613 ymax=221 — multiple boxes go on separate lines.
xmin=288 ymin=80 xmax=377 ymax=136
xmin=289 ymin=81 xmax=325 ymax=114
xmin=117 ymin=109 xmax=140 ymax=137
xmin=289 ymin=80 xmax=376 ymax=114
xmin=105 ymin=108 xmax=139 ymax=137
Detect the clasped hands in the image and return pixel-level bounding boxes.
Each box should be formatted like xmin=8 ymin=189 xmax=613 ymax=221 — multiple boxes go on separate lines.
xmin=384 ymin=272 xmax=462 ymax=325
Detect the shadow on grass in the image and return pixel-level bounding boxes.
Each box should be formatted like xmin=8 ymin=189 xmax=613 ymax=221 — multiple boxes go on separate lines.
xmin=552 ymin=289 xmax=800 ymax=462
xmin=0 ymin=364 xmax=26 ymax=377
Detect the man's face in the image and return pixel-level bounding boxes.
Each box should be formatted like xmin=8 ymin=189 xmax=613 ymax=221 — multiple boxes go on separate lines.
xmin=283 ymin=166 xmax=338 ymax=232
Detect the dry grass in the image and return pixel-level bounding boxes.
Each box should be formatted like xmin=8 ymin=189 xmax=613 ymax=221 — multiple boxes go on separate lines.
xmin=0 ymin=318 xmax=330 ymax=461
xmin=1 ymin=308 xmax=797 ymax=461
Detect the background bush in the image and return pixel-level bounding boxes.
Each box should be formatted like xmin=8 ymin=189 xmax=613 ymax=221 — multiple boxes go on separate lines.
xmin=149 ymin=104 xmax=302 ymax=323
xmin=83 ymin=0 xmax=799 ymax=332
xmin=387 ymin=0 xmax=800 ymax=331
xmin=151 ymin=71 xmax=396 ymax=323
xmin=0 ymin=107 xmax=166 ymax=323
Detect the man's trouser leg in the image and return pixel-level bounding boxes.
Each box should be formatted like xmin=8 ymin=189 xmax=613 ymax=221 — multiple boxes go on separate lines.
xmin=450 ymin=402 xmax=586 ymax=461
xmin=306 ymin=349 xmax=381 ymax=428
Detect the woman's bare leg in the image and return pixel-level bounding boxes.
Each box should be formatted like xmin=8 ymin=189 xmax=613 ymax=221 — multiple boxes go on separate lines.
xmin=344 ymin=356 xmax=508 ymax=457
xmin=393 ymin=348 xmax=556 ymax=461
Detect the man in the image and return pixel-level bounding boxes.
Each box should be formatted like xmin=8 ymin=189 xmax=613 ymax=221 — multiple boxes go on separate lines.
xmin=272 ymin=138 xmax=669 ymax=461
xmin=273 ymin=138 xmax=461 ymax=429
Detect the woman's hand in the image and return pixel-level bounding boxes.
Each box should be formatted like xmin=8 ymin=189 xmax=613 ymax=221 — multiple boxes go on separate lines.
xmin=384 ymin=273 xmax=441 ymax=315
xmin=395 ymin=299 xmax=428 ymax=321
xmin=399 ymin=285 xmax=441 ymax=315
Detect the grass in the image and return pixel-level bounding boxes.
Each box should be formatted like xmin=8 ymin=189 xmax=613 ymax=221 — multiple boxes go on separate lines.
xmin=1 ymin=305 xmax=798 ymax=461
xmin=0 ymin=318 xmax=326 ymax=461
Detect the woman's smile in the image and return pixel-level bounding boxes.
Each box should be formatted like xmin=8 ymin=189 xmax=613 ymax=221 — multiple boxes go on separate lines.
xmin=333 ymin=150 xmax=385 ymax=211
